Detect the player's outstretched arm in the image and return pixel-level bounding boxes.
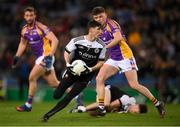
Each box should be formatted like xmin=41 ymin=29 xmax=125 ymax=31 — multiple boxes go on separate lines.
xmin=109 ymin=99 xmax=121 ymax=111
xmin=15 ymin=38 xmax=27 ymax=57
xmin=12 ymin=37 xmax=27 ymax=68
xmin=15 ymin=30 xmax=28 ymax=57
xmin=86 ymin=103 xmax=99 ymax=111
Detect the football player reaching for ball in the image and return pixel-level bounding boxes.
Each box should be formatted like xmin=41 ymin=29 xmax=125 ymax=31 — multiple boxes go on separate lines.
xmin=75 ymin=85 xmax=148 ymax=116
xmin=41 ymin=20 xmax=106 ymax=122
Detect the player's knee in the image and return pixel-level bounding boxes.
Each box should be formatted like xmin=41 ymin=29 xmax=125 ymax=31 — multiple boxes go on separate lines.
xmin=29 ymin=75 xmax=37 ymax=82
xmin=129 ymin=81 xmax=140 ymax=90
xmin=53 ymin=91 xmax=60 ymax=99
xmin=96 ymin=76 xmax=105 ymax=84
xmin=48 ymin=80 xmax=59 ymax=88
xmin=53 ymin=86 xmax=65 ymax=99
xmin=64 ymin=94 xmax=73 ymax=102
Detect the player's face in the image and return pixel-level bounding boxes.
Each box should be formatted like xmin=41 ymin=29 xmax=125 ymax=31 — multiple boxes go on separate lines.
xmin=93 ymin=13 xmax=107 ymax=26
xmin=128 ymin=105 xmax=140 ymax=113
xmin=24 ymin=11 xmax=36 ymax=25
xmin=90 ymin=27 xmax=103 ymax=38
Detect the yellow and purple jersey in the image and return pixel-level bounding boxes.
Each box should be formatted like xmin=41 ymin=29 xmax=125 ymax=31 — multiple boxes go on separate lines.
xmin=21 ymin=22 xmax=51 ymax=58
xmin=100 ymin=19 xmax=134 ymax=60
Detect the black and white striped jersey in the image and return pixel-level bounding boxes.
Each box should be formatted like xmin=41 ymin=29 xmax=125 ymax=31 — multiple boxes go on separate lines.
xmin=65 ymin=36 xmax=106 ymax=67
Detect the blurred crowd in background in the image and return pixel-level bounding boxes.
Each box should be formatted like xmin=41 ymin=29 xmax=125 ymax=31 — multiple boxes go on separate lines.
xmin=0 ymin=0 xmax=179 ymax=103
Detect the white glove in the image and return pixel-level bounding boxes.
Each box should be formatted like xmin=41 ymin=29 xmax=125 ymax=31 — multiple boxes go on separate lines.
xmin=66 ymin=63 xmax=76 ymax=75
xmin=77 ymin=106 xmax=86 ymax=113
xmin=80 ymin=65 xmax=92 ymax=75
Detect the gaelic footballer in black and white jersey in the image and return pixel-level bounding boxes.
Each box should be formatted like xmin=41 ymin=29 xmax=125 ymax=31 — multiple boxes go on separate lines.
xmin=42 ymin=20 xmax=106 ymax=122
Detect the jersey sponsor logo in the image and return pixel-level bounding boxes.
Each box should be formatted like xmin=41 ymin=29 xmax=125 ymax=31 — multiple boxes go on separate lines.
xmin=33 ymin=32 xmax=37 ymax=35
xmin=78 ymin=51 xmax=97 ymax=59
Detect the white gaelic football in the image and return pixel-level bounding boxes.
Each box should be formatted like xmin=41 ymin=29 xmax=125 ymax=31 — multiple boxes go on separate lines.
xmin=71 ymin=60 xmax=86 ymax=76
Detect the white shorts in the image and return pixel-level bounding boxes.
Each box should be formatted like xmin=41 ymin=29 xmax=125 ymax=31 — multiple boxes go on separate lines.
xmin=35 ymin=55 xmax=55 ymax=70
xmin=105 ymin=58 xmax=138 ymax=73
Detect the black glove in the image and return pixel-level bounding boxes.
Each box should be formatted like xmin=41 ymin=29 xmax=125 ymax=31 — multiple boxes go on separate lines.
xmin=81 ymin=65 xmax=92 ymax=75
xmin=12 ymin=56 xmax=20 ymax=68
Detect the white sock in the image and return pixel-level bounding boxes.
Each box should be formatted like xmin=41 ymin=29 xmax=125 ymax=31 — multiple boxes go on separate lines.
xmin=98 ymin=105 xmax=104 ymax=109
xmin=25 ymin=102 xmax=32 ymax=108
xmin=155 ymin=101 xmax=160 ymax=106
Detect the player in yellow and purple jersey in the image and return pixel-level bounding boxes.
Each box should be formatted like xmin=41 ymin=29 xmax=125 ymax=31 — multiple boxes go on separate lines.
xmin=91 ymin=6 xmax=165 ymax=118
xmin=12 ymin=7 xmax=60 ymax=112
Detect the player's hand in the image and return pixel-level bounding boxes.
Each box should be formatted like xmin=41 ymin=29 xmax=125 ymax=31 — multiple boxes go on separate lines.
xmin=81 ymin=65 xmax=92 ymax=75
xmin=77 ymin=106 xmax=86 ymax=113
xmin=66 ymin=63 xmax=76 ymax=75
xmin=12 ymin=56 xmax=20 ymax=69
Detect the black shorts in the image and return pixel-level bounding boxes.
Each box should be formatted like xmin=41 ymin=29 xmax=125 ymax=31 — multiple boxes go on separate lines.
xmin=109 ymin=86 xmax=128 ymax=102
xmin=53 ymin=69 xmax=97 ymax=100
xmin=62 ymin=69 xmax=96 ymax=84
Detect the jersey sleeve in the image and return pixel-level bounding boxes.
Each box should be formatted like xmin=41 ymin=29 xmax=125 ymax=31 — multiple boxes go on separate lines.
xmin=65 ymin=39 xmax=76 ymax=53
xmin=99 ymin=47 xmax=106 ymax=61
xmin=21 ymin=25 xmax=26 ymax=39
xmin=36 ymin=22 xmax=51 ymax=37
xmin=21 ymin=27 xmax=29 ymax=41
xmin=109 ymin=19 xmax=121 ymax=33
xmin=21 ymin=30 xmax=25 ymax=39
xmin=97 ymin=38 xmax=106 ymax=61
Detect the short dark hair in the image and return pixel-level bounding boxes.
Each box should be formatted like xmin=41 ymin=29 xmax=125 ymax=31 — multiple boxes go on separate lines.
xmin=87 ymin=20 xmax=102 ymax=29
xmin=24 ymin=6 xmax=36 ymax=14
xmin=92 ymin=6 xmax=105 ymax=15
xmin=139 ymin=104 xmax=148 ymax=113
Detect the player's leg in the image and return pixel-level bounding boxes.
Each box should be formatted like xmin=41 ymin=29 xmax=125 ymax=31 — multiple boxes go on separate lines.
xmin=75 ymin=92 xmax=83 ymax=106
xmin=43 ymin=69 xmax=60 ymax=88
xmin=69 ymin=92 xmax=84 ymax=113
xmin=125 ymin=70 xmax=165 ymax=118
xmin=125 ymin=70 xmax=155 ymax=100
xmin=53 ymin=70 xmax=75 ymax=99
xmin=42 ymin=55 xmax=59 ymax=87
xmin=72 ymin=87 xmax=112 ymax=113
xmin=16 ymin=64 xmax=45 ymax=112
xmin=96 ymin=64 xmax=118 ymax=115
xmin=53 ymin=79 xmax=73 ymax=99
xmin=42 ymin=82 xmax=87 ymax=122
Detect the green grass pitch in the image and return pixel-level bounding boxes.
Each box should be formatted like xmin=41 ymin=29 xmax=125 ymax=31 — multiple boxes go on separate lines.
xmin=0 ymin=101 xmax=179 ymax=126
